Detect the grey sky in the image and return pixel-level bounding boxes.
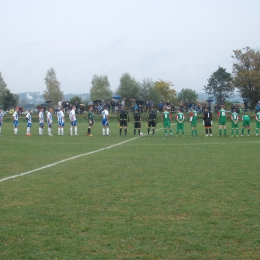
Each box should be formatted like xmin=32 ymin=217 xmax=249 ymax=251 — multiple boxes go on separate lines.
xmin=1 ymin=0 xmax=259 ymax=95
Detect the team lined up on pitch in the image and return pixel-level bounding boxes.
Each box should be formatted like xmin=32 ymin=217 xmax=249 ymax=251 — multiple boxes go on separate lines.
xmin=0 ymin=105 xmax=259 ymax=138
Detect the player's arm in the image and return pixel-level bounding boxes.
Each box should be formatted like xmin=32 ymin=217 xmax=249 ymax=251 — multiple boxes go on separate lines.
xmin=181 ymin=114 xmax=185 ymax=124
xmin=189 ymin=112 xmax=193 ymax=123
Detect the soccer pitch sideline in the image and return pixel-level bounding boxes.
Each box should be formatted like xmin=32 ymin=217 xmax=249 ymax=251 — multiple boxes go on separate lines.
xmin=0 ymin=122 xmax=260 ymax=259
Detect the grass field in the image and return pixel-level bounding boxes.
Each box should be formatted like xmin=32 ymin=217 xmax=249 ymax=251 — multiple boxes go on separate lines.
xmin=0 ymin=117 xmax=260 ymax=259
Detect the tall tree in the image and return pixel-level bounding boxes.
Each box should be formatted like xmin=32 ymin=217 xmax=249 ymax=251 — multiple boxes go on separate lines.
xmin=2 ymin=89 xmax=19 ymax=110
xmin=177 ymin=88 xmax=198 ymax=103
xmin=90 ymin=75 xmax=112 ymax=101
xmin=232 ymin=47 xmax=260 ymax=107
xmin=204 ymin=66 xmax=234 ymax=104
xmin=154 ymin=79 xmax=177 ymax=104
xmin=43 ymin=68 xmax=63 ymax=108
xmin=116 ymin=73 xmax=140 ymax=106
xmin=139 ymin=78 xmax=155 ymax=102
xmin=0 ymin=72 xmax=8 ymax=107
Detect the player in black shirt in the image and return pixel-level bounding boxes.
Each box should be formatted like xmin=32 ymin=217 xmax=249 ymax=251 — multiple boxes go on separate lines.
xmin=203 ymin=107 xmax=213 ymax=136
xmin=118 ymin=106 xmax=129 ymax=136
xmin=147 ymin=107 xmax=157 ymax=137
xmin=133 ymin=109 xmax=141 ymax=136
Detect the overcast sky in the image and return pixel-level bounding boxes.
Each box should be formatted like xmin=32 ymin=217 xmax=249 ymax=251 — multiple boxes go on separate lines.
xmin=1 ymin=0 xmax=259 ymax=95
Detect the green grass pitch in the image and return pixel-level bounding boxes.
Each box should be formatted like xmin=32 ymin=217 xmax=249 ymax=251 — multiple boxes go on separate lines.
xmin=0 ymin=120 xmax=260 ymax=259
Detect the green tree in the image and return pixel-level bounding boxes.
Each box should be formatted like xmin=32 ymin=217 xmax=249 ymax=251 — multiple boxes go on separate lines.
xmin=116 ymin=73 xmax=140 ymax=106
xmin=90 ymin=75 xmax=112 ymax=101
xmin=43 ymin=68 xmax=63 ymax=108
xmin=2 ymin=89 xmax=19 ymax=110
xmin=204 ymin=66 xmax=234 ymax=104
xmin=0 ymin=72 xmax=8 ymax=107
xmin=232 ymin=47 xmax=260 ymax=107
xmin=70 ymin=95 xmax=82 ymax=106
xmin=154 ymin=79 xmax=177 ymax=104
xmin=177 ymin=88 xmax=198 ymax=103
xmin=139 ymin=78 xmax=154 ymax=102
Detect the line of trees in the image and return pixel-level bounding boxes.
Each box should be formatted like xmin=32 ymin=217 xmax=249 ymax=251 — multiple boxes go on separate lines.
xmin=1 ymin=47 xmax=259 ymax=110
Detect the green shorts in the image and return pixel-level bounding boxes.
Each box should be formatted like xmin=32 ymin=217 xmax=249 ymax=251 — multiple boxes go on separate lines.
xmin=190 ymin=123 xmax=197 ymax=127
xmin=177 ymin=123 xmax=184 ymax=131
xmin=219 ymin=121 xmax=226 ymax=126
xmin=243 ymin=119 xmax=250 ymax=127
xmin=231 ymin=122 xmax=238 ymax=128
xmin=163 ymin=120 xmax=171 ymax=128
xmin=256 ymin=121 xmax=260 ymax=128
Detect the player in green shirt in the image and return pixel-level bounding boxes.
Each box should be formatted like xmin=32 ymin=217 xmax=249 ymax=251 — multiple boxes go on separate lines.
xmin=176 ymin=108 xmax=185 ymax=137
xmin=87 ymin=105 xmax=94 ymax=136
xmin=162 ymin=107 xmax=172 ymax=137
xmin=218 ymin=105 xmax=227 ymax=137
xmin=255 ymin=109 xmax=260 ymax=136
xmin=230 ymin=108 xmax=239 ymax=137
xmin=241 ymin=114 xmax=251 ymax=136
xmin=190 ymin=107 xmax=197 ymax=137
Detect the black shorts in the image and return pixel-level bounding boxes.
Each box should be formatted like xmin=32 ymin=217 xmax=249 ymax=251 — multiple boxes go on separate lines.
xmin=134 ymin=122 xmax=141 ymax=129
xmin=204 ymin=121 xmax=212 ymax=128
xmin=148 ymin=120 xmax=156 ymax=127
xmin=120 ymin=120 xmax=127 ymax=127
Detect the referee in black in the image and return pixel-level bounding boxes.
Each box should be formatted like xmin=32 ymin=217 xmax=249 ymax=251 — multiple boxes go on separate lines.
xmin=118 ymin=106 xmax=129 ymax=136
xmin=203 ymin=107 xmax=213 ymax=136
xmin=147 ymin=106 xmax=157 ymax=137
xmin=133 ymin=108 xmax=141 ymax=136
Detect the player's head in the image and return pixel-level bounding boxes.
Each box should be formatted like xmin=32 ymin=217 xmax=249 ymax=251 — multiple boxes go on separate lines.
xmin=103 ymin=105 xmax=107 ymax=110
xmin=60 ymin=107 xmax=64 ymax=111
xmin=178 ymin=108 xmax=181 ymax=112
xmin=89 ymin=105 xmax=93 ymax=110
xmin=15 ymin=106 xmax=19 ymax=111
xmin=221 ymin=105 xmax=225 ymax=109
xmin=233 ymin=108 xmax=237 ymax=112
xmin=28 ymin=109 xmax=31 ymax=113
xmin=205 ymin=107 xmax=208 ymax=111
xmin=49 ymin=108 xmax=53 ymax=112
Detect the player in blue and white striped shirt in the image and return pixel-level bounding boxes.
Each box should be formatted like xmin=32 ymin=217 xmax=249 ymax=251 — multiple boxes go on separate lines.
xmin=12 ymin=107 xmax=19 ymax=135
xmin=69 ymin=105 xmax=78 ymax=136
xmin=26 ymin=109 xmax=32 ymax=136
xmin=47 ymin=108 xmax=53 ymax=136
xmin=57 ymin=107 xmax=65 ymax=136
xmin=39 ymin=108 xmax=44 ymax=135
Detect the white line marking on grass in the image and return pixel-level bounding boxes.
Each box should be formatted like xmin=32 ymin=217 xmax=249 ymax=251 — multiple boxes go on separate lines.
xmin=0 ymin=125 xmax=167 ymax=183
xmin=0 ymin=136 xmax=139 ymax=183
